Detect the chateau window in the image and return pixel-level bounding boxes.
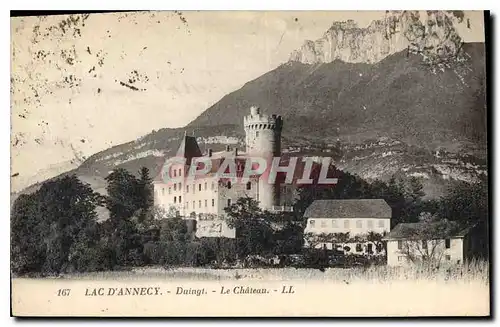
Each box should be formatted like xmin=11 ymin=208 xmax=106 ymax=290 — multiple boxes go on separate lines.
xmin=256 ymin=131 xmax=259 ymax=137
xmin=174 ymin=184 xmax=177 ymax=191
xmin=186 ymin=185 xmax=189 ymax=192
xmin=179 ymin=169 xmax=182 ymax=176
xmin=331 ymin=220 xmax=337 ymax=228
xmin=344 ymin=220 xmax=350 ymax=228
xmin=174 ymin=196 xmax=177 ymax=204
xmin=320 ymin=220 xmax=327 ymax=228
xmin=173 ymin=170 xmax=177 ymax=177
xmin=367 ymin=220 xmax=374 ymax=229
xmin=356 ymin=243 xmax=362 ymax=252
xmin=192 ymin=201 xmax=195 ymax=208
xmin=193 ymin=184 xmax=196 ymax=194
xmin=168 ymin=187 xmax=171 ymax=194
xmin=211 ymin=182 xmax=215 ymax=190
xmin=356 ymin=220 xmax=362 ymax=228
xmin=199 ymin=184 xmax=202 ymax=191
xmin=205 ymin=199 xmax=207 ymax=207
xmin=378 ymin=220 xmax=385 ymax=228
xmin=162 ymin=188 xmax=165 ymax=196
xmin=212 ymin=199 xmax=215 ymax=207
xmin=227 ymin=181 xmax=232 ymax=189
xmin=246 ymin=182 xmax=251 ymax=190
xmin=178 ymin=183 xmax=182 ymax=190
xmin=204 ymin=182 xmax=207 ymax=190
xmin=199 ymin=200 xmax=202 ymax=208
xmin=397 ymin=240 xmax=403 ymax=250
xmin=179 ymin=196 xmax=182 ymax=203
xmin=186 ymin=202 xmax=189 ymax=209
xmin=310 ymin=220 xmax=315 ymax=227
xmin=445 ymin=239 xmax=451 ymax=249
xmin=227 ymin=199 xmax=232 ymax=207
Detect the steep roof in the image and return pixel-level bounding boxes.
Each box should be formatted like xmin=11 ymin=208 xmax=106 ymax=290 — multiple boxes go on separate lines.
xmin=383 ymin=220 xmax=470 ymax=241
xmin=303 ymin=199 xmax=392 ymax=219
xmin=175 ymin=135 xmax=202 ymax=164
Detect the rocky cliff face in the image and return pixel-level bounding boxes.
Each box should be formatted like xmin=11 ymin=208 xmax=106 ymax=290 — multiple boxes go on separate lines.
xmin=289 ymin=11 xmax=467 ymax=64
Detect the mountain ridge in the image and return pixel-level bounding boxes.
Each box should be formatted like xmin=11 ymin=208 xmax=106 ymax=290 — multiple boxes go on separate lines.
xmin=289 ymin=11 xmax=469 ymax=65
xmin=12 ymin=38 xmax=487 ymax=201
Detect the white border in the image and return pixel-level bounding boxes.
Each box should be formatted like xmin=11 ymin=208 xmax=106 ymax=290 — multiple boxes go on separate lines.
xmin=2 ymin=1 xmax=498 ymax=325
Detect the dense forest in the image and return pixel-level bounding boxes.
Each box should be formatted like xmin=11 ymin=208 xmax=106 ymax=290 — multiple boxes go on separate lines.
xmin=10 ymin=165 xmax=489 ymax=276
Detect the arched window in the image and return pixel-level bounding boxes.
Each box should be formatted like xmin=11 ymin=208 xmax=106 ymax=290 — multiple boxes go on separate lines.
xmin=227 ymin=181 xmax=232 ymax=189
xmin=246 ymin=181 xmax=251 ymax=190
xmin=174 ymin=196 xmax=177 ymax=204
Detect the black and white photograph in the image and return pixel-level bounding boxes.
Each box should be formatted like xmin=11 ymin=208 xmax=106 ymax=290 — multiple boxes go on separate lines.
xmin=9 ymin=9 xmax=490 ymax=317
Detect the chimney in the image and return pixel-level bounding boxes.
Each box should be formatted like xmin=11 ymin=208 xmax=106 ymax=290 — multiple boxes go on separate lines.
xmin=208 ymin=149 xmax=213 ymax=157
xmin=225 ymin=145 xmax=230 ymax=151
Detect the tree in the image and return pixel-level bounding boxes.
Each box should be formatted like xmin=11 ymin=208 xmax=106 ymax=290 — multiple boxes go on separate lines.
xmin=136 ymin=167 xmax=154 ymax=213
xmin=438 ymin=178 xmax=489 ymax=258
xmin=11 ymin=193 xmax=47 ymax=275
xmin=366 ymin=231 xmax=385 ymax=255
xmin=11 ymin=175 xmax=103 ymax=275
xmin=225 ymin=197 xmax=275 ymax=259
xmin=105 ymin=168 xmax=140 ymax=222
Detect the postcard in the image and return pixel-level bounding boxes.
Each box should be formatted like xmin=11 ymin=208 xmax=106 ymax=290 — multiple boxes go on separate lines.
xmin=10 ymin=10 xmax=490 ymax=317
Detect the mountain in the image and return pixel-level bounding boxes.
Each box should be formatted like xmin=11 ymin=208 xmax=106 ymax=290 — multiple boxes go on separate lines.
xmin=13 ymin=14 xmax=487 ymax=204
xmin=189 ymin=43 xmax=486 ymax=150
xmin=289 ymin=11 xmax=467 ymax=64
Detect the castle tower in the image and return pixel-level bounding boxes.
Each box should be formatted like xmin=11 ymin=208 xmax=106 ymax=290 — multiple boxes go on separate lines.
xmin=243 ymin=106 xmax=283 ymax=210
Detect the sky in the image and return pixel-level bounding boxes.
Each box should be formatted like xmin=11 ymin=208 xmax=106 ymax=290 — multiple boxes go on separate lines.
xmin=10 ymin=11 xmax=486 ymax=192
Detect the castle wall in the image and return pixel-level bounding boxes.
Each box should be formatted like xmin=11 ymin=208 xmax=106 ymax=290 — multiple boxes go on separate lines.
xmin=243 ymin=106 xmax=283 ymax=210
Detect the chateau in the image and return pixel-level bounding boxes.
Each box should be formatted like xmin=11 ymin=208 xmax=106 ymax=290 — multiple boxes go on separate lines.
xmin=153 ymin=106 xmax=296 ymax=238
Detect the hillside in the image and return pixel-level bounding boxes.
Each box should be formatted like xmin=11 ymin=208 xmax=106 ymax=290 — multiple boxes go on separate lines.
xmin=13 ymin=40 xmax=487 ymax=206
xmin=189 ymin=43 xmax=486 ymax=151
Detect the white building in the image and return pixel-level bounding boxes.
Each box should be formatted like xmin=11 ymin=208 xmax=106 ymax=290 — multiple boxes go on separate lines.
xmin=303 ymin=199 xmax=392 ymax=255
xmin=383 ymin=220 xmax=474 ymax=266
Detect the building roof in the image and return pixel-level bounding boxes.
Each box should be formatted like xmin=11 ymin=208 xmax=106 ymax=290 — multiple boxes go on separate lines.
xmin=303 ymin=199 xmax=392 ymax=219
xmin=176 ymin=135 xmax=202 ymax=165
xmin=383 ymin=220 xmax=470 ymax=241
